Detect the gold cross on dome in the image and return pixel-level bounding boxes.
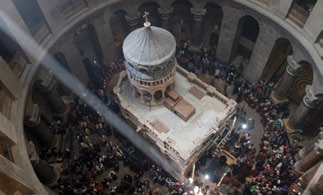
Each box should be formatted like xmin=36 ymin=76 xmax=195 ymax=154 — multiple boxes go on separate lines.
xmin=143 ymin=11 xmax=149 ymax=22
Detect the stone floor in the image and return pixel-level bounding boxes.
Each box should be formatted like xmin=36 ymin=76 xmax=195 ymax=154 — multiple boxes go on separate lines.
xmin=52 ymin=71 xmax=310 ymax=194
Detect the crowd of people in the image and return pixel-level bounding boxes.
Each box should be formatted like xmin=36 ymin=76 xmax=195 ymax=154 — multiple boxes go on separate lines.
xmin=176 ymin=40 xmax=299 ymax=194
xmin=35 ymin=40 xmax=304 ymax=195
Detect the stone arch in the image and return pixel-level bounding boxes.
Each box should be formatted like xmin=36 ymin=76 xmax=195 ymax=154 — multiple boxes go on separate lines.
xmin=142 ymin=90 xmax=152 ymax=103
xmin=109 ymin=9 xmax=128 ymax=43
xmin=230 ymin=15 xmax=259 ymax=62
xmin=203 ymin=3 xmax=223 ymax=48
xmin=260 ymin=38 xmax=293 ymax=83
xmin=171 ymin=0 xmax=193 ymax=41
xmin=74 ymin=23 xmax=104 ymax=64
xmin=289 ymin=61 xmax=313 ymax=103
xmin=138 ymin=1 xmax=161 ymax=26
xmin=154 ymin=90 xmax=163 ymax=102
xmin=12 ymin=0 xmax=47 ymax=35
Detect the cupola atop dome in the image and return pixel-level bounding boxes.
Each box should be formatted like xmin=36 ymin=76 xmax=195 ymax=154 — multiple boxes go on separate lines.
xmin=122 ymin=13 xmax=176 ymax=66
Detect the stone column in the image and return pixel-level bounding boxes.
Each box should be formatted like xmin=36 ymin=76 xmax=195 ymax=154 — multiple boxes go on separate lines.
xmin=24 ymin=104 xmax=57 ymax=147
xmin=36 ymin=73 xmax=68 ymax=116
xmin=295 ymin=129 xmax=323 ymax=160
xmin=190 ymin=8 xmax=206 ymax=49
xmin=291 ymin=138 xmax=323 ymax=178
xmin=92 ymin=15 xmax=117 ymax=64
xmin=284 ymin=85 xmax=318 ymax=133
xmin=28 ymin=141 xmax=57 ymax=185
xmin=125 ymin=12 xmax=141 ymax=32
xmin=158 ymin=7 xmax=174 ymax=31
xmin=271 ymin=56 xmax=301 ymax=104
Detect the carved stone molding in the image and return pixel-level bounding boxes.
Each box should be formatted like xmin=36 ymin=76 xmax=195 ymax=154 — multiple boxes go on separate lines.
xmin=303 ymin=85 xmax=318 ymax=109
xmin=286 ymin=55 xmax=301 ymax=76
xmin=158 ymin=7 xmax=174 ymax=20
xmin=24 ymin=104 xmax=41 ymax=127
xmin=190 ymin=8 xmax=206 ymax=22
xmin=125 ymin=12 xmax=141 ymax=27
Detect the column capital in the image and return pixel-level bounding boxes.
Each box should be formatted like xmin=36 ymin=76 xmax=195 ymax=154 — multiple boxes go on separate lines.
xmin=314 ymin=139 xmax=323 ymax=154
xmin=27 ymin=141 xmax=40 ymax=166
xmin=24 ymin=104 xmax=41 ymax=127
xmin=286 ymin=55 xmax=301 ymax=76
xmin=125 ymin=12 xmax=141 ymax=27
xmin=158 ymin=7 xmax=174 ymax=20
xmin=190 ymin=8 xmax=206 ymax=22
xmin=36 ymin=73 xmax=56 ymax=93
xmin=303 ymin=85 xmax=318 ymax=109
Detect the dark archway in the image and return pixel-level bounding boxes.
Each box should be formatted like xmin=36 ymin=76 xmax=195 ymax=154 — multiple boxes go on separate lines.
xmin=171 ymin=0 xmax=193 ymax=42
xmin=231 ymin=15 xmax=259 ymax=62
xmin=110 ymin=9 xmax=128 ymax=41
xmin=138 ymin=1 xmax=160 ymax=27
xmin=260 ymin=38 xmax=293 ymax=83
xmin=74 ymin=24 xmax=104 ymax=65
xmin=203 ymin=3 xmax=223 ymax=48
xmin=110 ymin=9 xmax=128 ymax=59
xmin=12 ymin=0 xmax=48 ymax=35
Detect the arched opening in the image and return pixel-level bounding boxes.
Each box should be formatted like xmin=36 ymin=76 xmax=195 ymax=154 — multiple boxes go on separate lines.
xmin=288 ymin=61 xmax=313 ymax=103
xmin=171 ymin=0 xmax=193 ymax=42
xmin=231 ymin=15 xmax=259 ymax=62
xmin=74 ymin=24 xmax=104 ymax=65
xmin=138 ymin=2 xmax=160 ymax=26
xmin=154 ymin=90 xmax=163 ymax=102
xmin=142 ymin=90 xmax=152 ymax=104
xmin=12 ymin=0 xmax=48 ymax=35
xmin=203 ymin=3 xmax=223 ymax=48
xmin=110 ymin=9 xmax=128 ymax=59
xmin=287 ymin=0 xmax=317 ymax=28
xmin=260 ymin=38 xmax=293 ymax=83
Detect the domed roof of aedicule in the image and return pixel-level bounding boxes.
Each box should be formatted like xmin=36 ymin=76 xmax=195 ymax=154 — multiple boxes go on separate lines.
xmin=123 ymin=22 xmax=176 ymax=66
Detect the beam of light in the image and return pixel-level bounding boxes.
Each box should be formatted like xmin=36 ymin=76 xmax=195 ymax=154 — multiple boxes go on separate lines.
xmin=0 ymin=9 xmax=179 ymax=178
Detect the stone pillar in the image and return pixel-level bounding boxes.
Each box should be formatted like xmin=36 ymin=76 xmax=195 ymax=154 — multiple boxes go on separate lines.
xmin=58 ymin=35 xmax=89 ymax=84
xmin=271 ymin=56 xmax=301 ymax=104
xmin=36 ymin=73 xmax=68 ymax=116
xmin=215 ymin=6 xmax=240 ymax=62
xmin=158 ymin=7 xmax=174 ymax=31
xmin=291 ymin=139 xmax=323 ymax=178
xmin=295 ymin=129 xmax=323 ymax=160
xmin=190 ymin=8 xmax=206 ymax=50
xmin=125 ymin=12 xmax=141 ymax=32
xmin=284 ymin=85 xmax=318 ymax=133
xmin=28 ymin=141 xmax=57 ymax=185
xmin=24 ymin=104 xmax=57 ymax=147
xmin=92 ymin=15 xmax=117 ymax=64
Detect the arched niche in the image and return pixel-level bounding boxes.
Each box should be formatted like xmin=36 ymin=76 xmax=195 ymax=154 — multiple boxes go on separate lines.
xmin=288 ymin=61 xmax=313 ymax=103
xmin=138 ymin=1 xmax=160 ymax=26
xmin=231 ymin=15 xmax=259 ymax=62
xmin=286 ymin=0 xmax=317 ymax=28
xmin=203 ymin=3 xmax=223 ymax=48
xmin=12 ymin=0 xmax=48 ymax=35
xmin=53 ymin=52 xmax=71 ymax=72
xmin=154 ymin=90 xmax=163 ymax=100
xmin=260 ymin=38 xmax=293 ymax=83
xmin=74 ymin=24 xmax=104 ymax=65
xmin=170 ymin=0 xmax=193 ymax=42
xmin=109 ymin=9 xmax=128 ymax=42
